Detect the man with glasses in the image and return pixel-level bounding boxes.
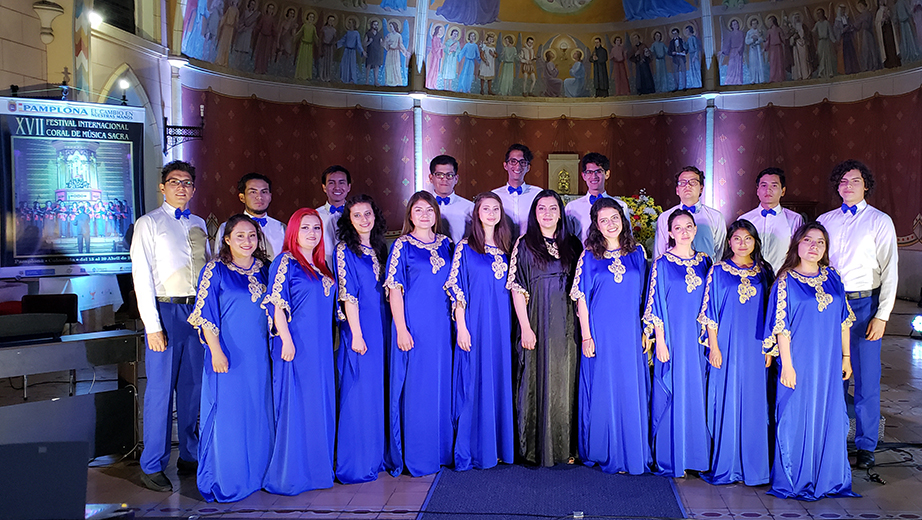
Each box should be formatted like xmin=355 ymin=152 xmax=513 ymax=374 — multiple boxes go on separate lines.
xmin=492 ymin=143 xmax=540 ymax=236
xmin=739 ymin=168 xmax=804 ymax=273
xmin=653 ymin=165 xmax=726 ymax=259
xmin=428 ymin=154 xmax=473 ymax=244
xmin=817 ymin=159 xmax=898 ymax=471
xmin=130 ymin=160 xmax=210 ymax=492
xmin=216 ymin=172 xmax=285 ymax=259
xmin=565 ymin=152 xmax=630 ymax=242
xmin=316 ymin=165 xmax=352 ymax=265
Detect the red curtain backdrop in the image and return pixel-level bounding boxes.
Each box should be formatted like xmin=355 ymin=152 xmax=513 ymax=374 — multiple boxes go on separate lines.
xmin=421 ymin=111 xmax=706 ymax=210
xmin=181 ymin=88 xmax=415 ymax=230
xmin=714 ymin=89 xmax=922 ymax=241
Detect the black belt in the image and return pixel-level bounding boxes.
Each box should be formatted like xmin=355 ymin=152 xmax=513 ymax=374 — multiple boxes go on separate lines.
xmin=156 ymin=296 xmax=196 ymax=305
xmin=845 ymin=288 xmax=880 ymax=300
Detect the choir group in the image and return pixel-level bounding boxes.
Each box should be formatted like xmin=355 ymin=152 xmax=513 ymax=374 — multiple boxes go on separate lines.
xmin=130 ymin=146 xmax=898 ymax=505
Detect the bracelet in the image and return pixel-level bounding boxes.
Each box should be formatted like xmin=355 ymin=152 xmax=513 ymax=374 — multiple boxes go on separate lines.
xmin=582 ymin=338 xmax=593 ymax=342
xmin=843 ymin=355 xmax=850 ymax=357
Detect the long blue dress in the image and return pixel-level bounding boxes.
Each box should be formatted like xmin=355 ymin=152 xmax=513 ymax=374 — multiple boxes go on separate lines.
xmin=697 ymin=260 xmax=770 ymax=486
xmin=261 ymin=252 xmax=337 ymax=495
xmin=384 ymin=234 xmax=454 ymax=476
xmin=571 ymin=247 xmax=651 ymax=475
xmin=335 ymin=242 xmax=389 ymax=483
xmin=188 ymin=259 xmax=273 ymax=503
xmin=643 ymin=251 xmax=712 ymax=477
xmin=762 ymin=267 xmax=859 ymax=501
xmin=444 ymin=239 xmax=515 ymax=471
xmin=456 ymin=42 xmax=481 ymax=93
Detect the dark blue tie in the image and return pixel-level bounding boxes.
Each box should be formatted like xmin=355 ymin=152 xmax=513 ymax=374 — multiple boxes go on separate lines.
xmin=681 ymin=204 xmax=696 ymax=214
xmin=436 ymin=196 xmax=451 ymax=205
xmin=841 ymin=204 xmax=857 ymax=215
xmin=253 ymin=217 xmax=267 ymax=227
xmin=174 ymin=208 xmax=190 ymax=220
xmin=507 ymin=185 xmax=523 ymax=195
xmin=589 ymin=194 xmax=601 ymax=204
xmin=761 ymin=208 xmax=776 ymax=217
xmin=329 ymin=205 xmax=344 ymax=215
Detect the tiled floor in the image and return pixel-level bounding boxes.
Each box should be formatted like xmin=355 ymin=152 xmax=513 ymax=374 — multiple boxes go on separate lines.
xmin=10 ymin=301 xmax=922 ymax=519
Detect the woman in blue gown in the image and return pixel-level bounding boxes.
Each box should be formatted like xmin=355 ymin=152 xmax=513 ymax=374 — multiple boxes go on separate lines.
xmin=385 ymin=191 xmax=454 ymax=476
xmin=456 ymin=32 xmax=481 ymax=93
xmin=334 ymin=195 xmax=391 ymax=483
xmin=508 ymin=189 xmax=582 ymax=467
xmin=763 ymin=222 xmax=857 ymax=501
xmin=188 ymin=214 xmax=273 ymax=502
xmin=698 ymin=219 xmax=772 ymax=486
xmin=444 ymin=192 xmax=515 ymax=471
xmin=643 ymin=209 xmax=712 ymax=477
xmin=262 ymin=208 xmax=338 ymax=494
xmin=571 ymin=198 xmax=651 ymax=475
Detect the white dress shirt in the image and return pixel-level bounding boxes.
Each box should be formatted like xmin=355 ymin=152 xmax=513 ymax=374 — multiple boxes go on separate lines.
xmin=564 ymin=192 xmax=631 ymax=242
xmin=130 ymin=202 xmax=210 ymax=334
xmin=739 ymin=204 xmax=804 ymax=274
xmin=492 ymin=183 xmax=541 ymax=236
xmin=216 ymin=211 xmax=286 ymax=260
xmin=317 ymin=202 xmax=344 ymax=267
xmin=817 ymin=200 xmax=898 ymax=321
xmin=653 ymin=202 xmax=727 ymax=260
xmin=431 ymin=191 xmax=473 ymax=244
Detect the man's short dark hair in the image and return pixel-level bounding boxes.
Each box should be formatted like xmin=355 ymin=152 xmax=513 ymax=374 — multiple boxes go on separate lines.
xmin=161 ymin=160 xmax=195 ymax=184
xmin=685 ymin=25 xmax=695 ymax=34
xmin=429 ymin=155 xmax=459 ymax=175
xmin=321 ymin=165 xmax=352 ymax=185
xmin=830 ymin=159 xmax=875 ymax=195
xmin=504 ymin=143 xmax=533 ymax=163
xmin=237 ymin=172 xmax=272 ymax=194
xmin=756 ymin=167 xmax=786 ymax=188
xmin=580 ymin=152 xmax=609 ymax=172
xmin=675 ymin=165 xmax=704 ymax=184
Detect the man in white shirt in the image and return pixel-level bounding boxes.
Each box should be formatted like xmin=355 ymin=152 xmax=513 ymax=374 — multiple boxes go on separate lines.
xmin=216 ymin=173 xmax=285 ymax=259
xmin=653 ymin=166 xmax=726 ymax=259
xmin=492 ymin=143 xmax=541 ymax=236
xmin=316 ymin=165 xmax=352 ymax=265
xmin=739 ymin=168 xmax=804 ymax=273
xmin=130 ymin=161 xmax=210 ymax=492
xmin=564 ymin=152 xmax=630 ymax=242
xmin=428 ymin=154 xmax=473 ymax=244
xmin=817 ymin=159 xmax=898 ymax=470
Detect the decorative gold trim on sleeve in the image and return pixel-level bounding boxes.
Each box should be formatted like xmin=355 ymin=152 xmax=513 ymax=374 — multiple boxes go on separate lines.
xmin=335 ymin=243 xmax=360 ymax=305
xmin=261 ymin=253 xmax=292 ymax=324
xmin=505 ymin=237 xmax=530 ymax=305
xmin=642 ymin=259 xmax=664 ymax=337
xmin=762 ymin=273 xmax=791 ymax=356
xmin=569 ymin=250 xmax=587 ymax=302
xmin=383 ymin=236 xmax=406 ymax=294
xmin=696 ymin=264 xmax=719 ymax=330
xmin=443 ymin=239 xmax=467 ymax=315
xmin=843 ymin=300 xmax=856 ymax=328
xmin=187 ymin=261 xmax=220 ymax=338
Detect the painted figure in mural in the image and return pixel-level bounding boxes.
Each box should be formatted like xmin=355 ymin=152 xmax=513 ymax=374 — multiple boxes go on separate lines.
xmin=457 ymin=31 xmax=481 ymax=93
xmin=319 ymin=15 xmax=338 ymax=81
xmin=380 ymin=0 xmax=407 ymax=10
xmin=610 ymin=36 xmax=632 ymax=95
xmin=721 ymin=19 xmax=745 ymax=85
xmin=834 ymin=5 xmax=861 ymax=75
xmin=442 ymin=28 xmax=461 ymax=91
xmin=253 ymin=3 xmax=278 ymax=75
xmin=623 ymin=0 xmax=695 ymax=22
xmin=855 ymin=1 xmax=883 ymax=71
xmin=480 ymin=33 xmax=498 ymax=95
xmin=182 ymin=0 xmax=209 ymax=59
xmin=790 ymin=12 xmax=813 ymax=80
xmin=365 ymin=20 xmax=385 ymax=86
xmin=202 ymin=0 xmax=225 ymax=62
xmin=914 ymin=0 xmax=922 ymax=51
xmin=384 ymin=21 xmax=410 ymax=87
xmin=520 ymin=37 xmax=538 ymax=96
xmin=630 ymin=34 xmax=656 ymax=95
xmin=498 ymin=35 xmax=518 ymax=96
xmin=668 ymin=28 xmax=686 ymax=91
xmin=590 ymin=37 xmax=609 ymax=97
xmin=685 ymin=26 xmax=702 ymax=88
xmin=436 ymin=0 xmax=501 ymax=26
xmin=215 ymin=0 xmax=239 ymax=67
xmin=565 ymin=49 xmax=586 ymax=97
xmin=543 ymin=50 xmax=563 ymax=97
xmin=338 ymin=18 xmax=365 ymax=84
xmin=650 ymin=31 xmax=670 ymax=92
xmin=294 ymin=12 xmax=318 ymax=80
xmin=813 ymin=8 xmax=838 ymax=78
xmin=276 ymin=7 xmax=298 ymax=71
xmin=426 ymin=25 xmax=444 ymax=89
xmin=746 ymin=18 xmax=766 ymax=83
xmin=765 ymin=16 xmax=786 ymax=82
xmin=877 ymin=0 xmax=903 ymax=67
xmin=894 ymin=0 xmax=920 ymax=61
xmin=231 ymin=0 xmax=259 ymax=69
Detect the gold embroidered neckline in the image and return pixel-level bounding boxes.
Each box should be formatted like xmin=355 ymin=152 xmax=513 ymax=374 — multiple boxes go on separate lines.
xmin=720 ymin=260 xmax=762 ymax=304
xmin=404 ymin=234 xmax=448 ymax=274
xmin=359 ymin=243 xmax=382 ymax=281
xmin=790 ymin=267 xmax=833 ymax=312
xmin=485 ymin=244 xmax=509 ymax=280
xmin=604 ymin=249 xmax=626 ymax=283
xmin=545 ymin=239 xmax=559 ymax=259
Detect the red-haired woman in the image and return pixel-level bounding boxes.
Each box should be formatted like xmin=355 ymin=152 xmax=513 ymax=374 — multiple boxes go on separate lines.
xmin=262 ymin=208 xmax=339 ymax=494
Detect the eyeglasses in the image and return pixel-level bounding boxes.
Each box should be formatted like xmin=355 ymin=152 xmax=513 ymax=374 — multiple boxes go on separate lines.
xmin=164 ymin=179 xmax=194 ymax=188
xmin=676 ymin=179 xmax=701 ymax=188
xmin=583 ymin=168 xmax=605 ymax=176
xmin=432 ymin=172 xmax=457 ymax=180
xmin=506 ymin=158 xmax=530 ymax=167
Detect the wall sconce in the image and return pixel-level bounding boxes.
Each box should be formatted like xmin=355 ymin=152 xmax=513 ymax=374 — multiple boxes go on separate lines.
xmin=163 ymin=105 xmax=205 ymax=154
xmin=32 ymin=0 xmax=64 ymax=45
xmin=118 ymin=78 xmax=129 ymax=105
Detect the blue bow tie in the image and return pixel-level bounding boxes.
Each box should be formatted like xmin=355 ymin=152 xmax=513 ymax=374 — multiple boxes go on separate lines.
xmin=253 ymin=217 xmax=267 ymax=227
xmin=329 ymin=205 xmax=344 ymax=215
xmin=507 ymin=185 xmax=523 ymax=196
xmin=841 ymin=204 xmax=857 ymax=215
xmin=174 ymin=208 xmax=191 ymax=220
xmin=436 ymin=196 xmax=451 ymax=206
xmin=761 ymin=208 xmax=776 ymax=217
xmin=589 ymin=194 xmax=602 ymax=204
xmin=681 ymin=204 xmax=697 ymax=214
